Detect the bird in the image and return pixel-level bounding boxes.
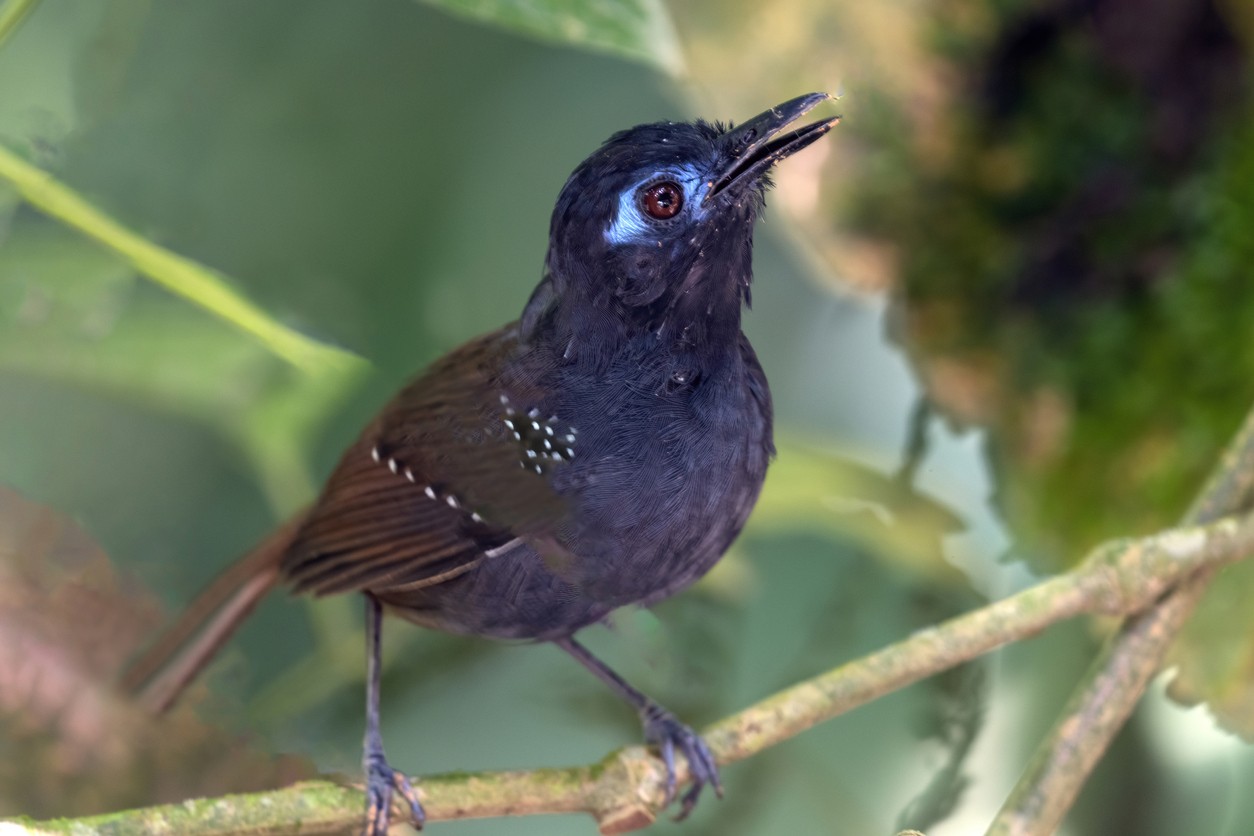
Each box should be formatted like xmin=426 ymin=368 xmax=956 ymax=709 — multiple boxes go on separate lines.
xmin=124 ymin=92 xmax=838 ymax=834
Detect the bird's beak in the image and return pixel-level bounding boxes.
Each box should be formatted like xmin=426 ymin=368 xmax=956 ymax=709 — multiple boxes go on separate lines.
xmin=706 ymin=92 xmax=839 ymax=201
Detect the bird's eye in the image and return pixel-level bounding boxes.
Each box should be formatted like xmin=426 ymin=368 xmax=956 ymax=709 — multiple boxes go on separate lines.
xmin=641 ymin=181 xmax=684 ymax=220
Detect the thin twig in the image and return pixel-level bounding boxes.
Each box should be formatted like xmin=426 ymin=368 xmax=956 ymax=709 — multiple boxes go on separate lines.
xmin=9 ymin=508 xmax=1254 ymax=835
xmin=988 ymin=403 xmax=1254 ymax=836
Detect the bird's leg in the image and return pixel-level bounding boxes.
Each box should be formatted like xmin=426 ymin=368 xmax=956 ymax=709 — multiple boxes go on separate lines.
xmin=362 ymin=594 xmax=425 ymax=834
xmin=555 ymin=636 xmax=722 ymax=819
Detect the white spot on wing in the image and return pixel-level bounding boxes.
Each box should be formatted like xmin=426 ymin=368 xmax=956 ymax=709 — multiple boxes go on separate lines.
xmin=485 ymin=538 xmax=522 ymax=559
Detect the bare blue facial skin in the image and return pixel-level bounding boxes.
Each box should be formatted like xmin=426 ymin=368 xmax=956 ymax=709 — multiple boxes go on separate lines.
xmin=602 ymin=164 xmax=714 ymax=246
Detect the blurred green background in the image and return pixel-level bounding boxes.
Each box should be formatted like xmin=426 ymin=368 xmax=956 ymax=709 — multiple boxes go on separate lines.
xmin=3 ymin=1 xmax=1254 ymax=834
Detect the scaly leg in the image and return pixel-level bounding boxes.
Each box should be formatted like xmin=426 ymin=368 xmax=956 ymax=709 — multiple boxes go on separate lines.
xmin=555 ymin=636 xmax=722 ymax=819
xmin=362 ymin=595 xmax=424 ymax=834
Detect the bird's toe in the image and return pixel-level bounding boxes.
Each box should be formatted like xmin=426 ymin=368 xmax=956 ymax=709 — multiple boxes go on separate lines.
xmin=641 ymin=705 xmax=722 ymax=820
xmin=363 ymin=752 xmax=425 ymax=834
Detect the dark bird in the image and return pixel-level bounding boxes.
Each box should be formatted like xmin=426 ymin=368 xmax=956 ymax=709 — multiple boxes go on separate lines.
xmin=124 ymin=93 xmax=838 ymax=833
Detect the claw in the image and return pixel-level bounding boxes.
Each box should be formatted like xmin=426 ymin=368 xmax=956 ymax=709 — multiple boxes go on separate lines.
xmin=363 ymin=751 xmax=425 ymax=834
xmin=657 ymin=734 xmax=678 ymax=807
xmin=641 ymin=704 xmax=722 ymax=820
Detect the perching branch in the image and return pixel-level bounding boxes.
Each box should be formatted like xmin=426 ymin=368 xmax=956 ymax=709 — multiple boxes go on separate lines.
xmin=988 ymin=402 xmax=1254 ymax=836
xmin=9 ymin=505 xmax=1254 ymax=836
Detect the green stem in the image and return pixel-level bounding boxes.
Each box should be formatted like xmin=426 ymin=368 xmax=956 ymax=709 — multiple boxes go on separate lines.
xmin=0 ymin=143 xmax=361 ymax=376
xmin=0 ymin=0 xmax=42 ymax=50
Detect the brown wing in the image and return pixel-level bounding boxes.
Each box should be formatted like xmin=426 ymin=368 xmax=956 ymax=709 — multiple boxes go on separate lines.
xmin=281 ymin=325 xmax=569 ymax=597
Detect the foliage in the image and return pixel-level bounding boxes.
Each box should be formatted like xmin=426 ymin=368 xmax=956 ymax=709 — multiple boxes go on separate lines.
xmin=416 ymin=0 xmax=684 ymax=76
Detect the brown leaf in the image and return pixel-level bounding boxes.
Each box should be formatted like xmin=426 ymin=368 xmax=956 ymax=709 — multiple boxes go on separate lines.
xmin=0 ymin=486 xmax=313 ymax=818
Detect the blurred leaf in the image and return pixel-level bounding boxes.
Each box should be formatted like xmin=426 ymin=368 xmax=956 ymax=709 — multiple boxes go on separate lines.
xmin=0 ymin=212 xmax=135 ymax=324
xmin=246 ymin=623 xmax=363 ymax=725
xmin=0 ymin=183 xmax=16 ymax=240
xmin=0 ymin=141 xmax=366 ymax=378
xmin=0 ymin=2 xmax=127 ymax=151
xmin=755 ymin=438 xmax=968 ymax=586
xmin=0 ymin=486 xmax=313 ymax=817
xmin=72 ymin=0 xmax=152 ymax=127
xmin=415 ymin=0 xmax=685 ymax=76
xmin=1167 ymin=559 xmax=1254 ymax=740
xmin=0 ymin=0 xmax=42 ymax=50
xmin=0 ymin=217 xmax=363 ymax=511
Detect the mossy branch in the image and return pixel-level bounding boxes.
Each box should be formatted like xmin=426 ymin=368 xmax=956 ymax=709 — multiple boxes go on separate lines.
xmin=7 ymin=505 xmax=1254 ymax=835
xmin=988 ymin=402 xmax=1254 ymax=836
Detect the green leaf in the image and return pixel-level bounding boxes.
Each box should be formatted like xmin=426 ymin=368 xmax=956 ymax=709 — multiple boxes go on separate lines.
xmin=753 ymin=439 xmax=968 ymax=586
xmin=0 ymin=0 xmax=43 ymax=51
xmin=416 ymin=0 xmax=685 ymax=76
xmin=0 ymin=219 xmax=366 ymax=512
xmin=1167 ymin=561 xmax=1254 ymax=741
xmin=0 ymin=141 xmax=365 ymax=378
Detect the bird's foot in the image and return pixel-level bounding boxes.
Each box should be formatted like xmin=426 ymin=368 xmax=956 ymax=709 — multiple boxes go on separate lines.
xmin=363 ymin=750 xmax=425 ymax=835
xmin=641 ymin=703 xmax=723 ymax=820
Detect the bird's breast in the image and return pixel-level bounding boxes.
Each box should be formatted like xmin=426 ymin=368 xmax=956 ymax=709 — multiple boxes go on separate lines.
xmin=538 ymin=349 xmax=772 ymax=607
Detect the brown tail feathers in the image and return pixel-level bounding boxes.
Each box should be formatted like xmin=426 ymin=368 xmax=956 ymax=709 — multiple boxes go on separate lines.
xmin=122 ymin=511 xmax=308 ymax=713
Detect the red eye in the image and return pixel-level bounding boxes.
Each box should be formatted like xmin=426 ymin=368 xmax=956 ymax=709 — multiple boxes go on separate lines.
xmin=641 ymin=181 xmax=684 ymax=220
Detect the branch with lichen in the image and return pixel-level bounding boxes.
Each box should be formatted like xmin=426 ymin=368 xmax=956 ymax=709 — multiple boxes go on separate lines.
xmin=7 ymin=501 xmax=1254 ymax=835
xmin=987 ymin=403 xmax=1254 ymax=836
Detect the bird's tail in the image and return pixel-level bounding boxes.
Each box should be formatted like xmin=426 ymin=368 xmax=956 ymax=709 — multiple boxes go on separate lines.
xmin=122 ymin=511 xmax=308 ymax=713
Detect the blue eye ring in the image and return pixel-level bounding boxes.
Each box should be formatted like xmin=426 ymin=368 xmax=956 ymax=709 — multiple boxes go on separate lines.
xmin=640 ymin=180 xmax=684 ymax=220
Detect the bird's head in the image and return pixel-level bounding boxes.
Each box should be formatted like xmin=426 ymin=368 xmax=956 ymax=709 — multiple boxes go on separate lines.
xmin=538 ymin=93 xmax=837 ymax=348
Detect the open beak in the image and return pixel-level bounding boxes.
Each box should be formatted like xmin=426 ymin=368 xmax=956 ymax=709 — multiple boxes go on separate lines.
xmin=706 ymin=92 xmax=839 ymax=201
